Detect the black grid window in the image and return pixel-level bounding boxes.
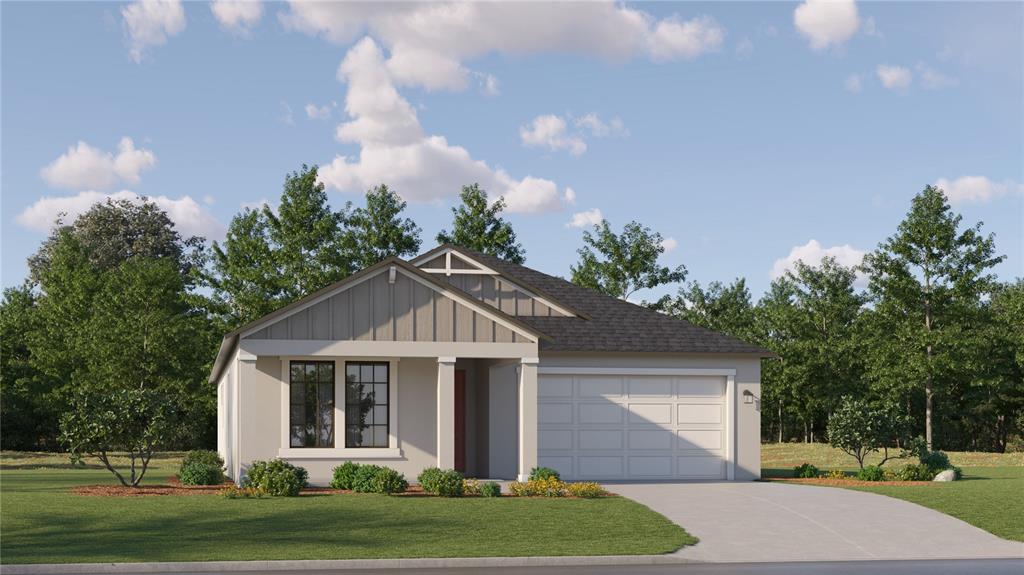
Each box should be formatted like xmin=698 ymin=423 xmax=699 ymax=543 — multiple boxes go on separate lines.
xmin=345 ymin=362 xmax=389 ymax=448
xmin=289 ymin=361 xmax=335 ymax=448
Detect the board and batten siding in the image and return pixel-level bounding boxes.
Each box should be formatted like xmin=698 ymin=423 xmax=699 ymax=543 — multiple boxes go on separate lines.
xmin=441 ymin=274 xmax=566 ymax=318
xmin=243 ymin=269 xmax=526 ymax=343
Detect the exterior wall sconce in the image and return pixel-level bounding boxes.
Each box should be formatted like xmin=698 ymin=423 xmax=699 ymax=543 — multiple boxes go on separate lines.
xmin=743 ymin=389 xmax=755 ymax=404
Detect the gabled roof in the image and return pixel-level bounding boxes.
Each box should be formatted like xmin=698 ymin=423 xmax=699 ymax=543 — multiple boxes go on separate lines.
xmin=433 ymin=244 xmax=774 ymax=356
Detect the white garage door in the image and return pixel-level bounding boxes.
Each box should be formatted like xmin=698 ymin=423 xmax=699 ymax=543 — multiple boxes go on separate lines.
xmin=537 ymin=371 xmax=731 ymax=480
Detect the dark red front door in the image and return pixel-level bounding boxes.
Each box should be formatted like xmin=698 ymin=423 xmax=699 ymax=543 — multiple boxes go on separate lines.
xmin=454 ymin=370 xmax=466 ymax=472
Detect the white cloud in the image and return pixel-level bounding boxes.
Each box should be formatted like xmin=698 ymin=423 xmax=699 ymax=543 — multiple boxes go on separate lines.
xmin=567 ymin=208 xmax=604 ymax=229
xmin=916 ymin=63 xmax=958 ymax=90
xmin=771 ymin=239 xmax=866 ymax=280
xmin=793 ymin=0 xmax=859 ymax=51
xmin=40 ymin=138 xmax=156 ymax=191
xmin=877 ymin=64 xmax=911 ymax=90
xmin=520 ymin=115 xmax=587 ymax=156
xmin=211 ymin=0 xmax=263 ymax=34
xmin=317 ymin=38 xmax=571 ymax=214
xmin=575 ymin=113 xmax=627 ymax=138
xmin=660 ymin=237 xmax=679 ymax=253
xmin=305 ymin=102 xmax=333 ymax=120
xmin=122 ymin=0 xmax=186 ymax=63
xmin=935 ymin=176 xmax=1023 ymax=204
xmin=844 ymin=74 xmax=863 ymax=93
xmin=16 ymin=190 xmax=223 ymax=240
xmin=281 ymin=2 xmax=724 ymax=93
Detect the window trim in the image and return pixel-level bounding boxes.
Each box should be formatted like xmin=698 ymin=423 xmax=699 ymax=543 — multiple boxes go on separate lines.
xmin=287 ymin=360 xmax=337 ymax=449
xmin=343 ymin=361 xmax=390 ymax=449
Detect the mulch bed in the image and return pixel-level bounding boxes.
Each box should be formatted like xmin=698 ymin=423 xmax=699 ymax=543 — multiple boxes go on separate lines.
xmin=765 ymin=477 xmax=935 ymax=487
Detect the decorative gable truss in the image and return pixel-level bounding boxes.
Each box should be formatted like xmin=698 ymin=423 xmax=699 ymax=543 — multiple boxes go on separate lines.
xmin=242 ymin=264 xmax=538 ymax=344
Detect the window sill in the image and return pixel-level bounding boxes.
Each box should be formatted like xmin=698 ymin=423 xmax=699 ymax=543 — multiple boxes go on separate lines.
xmin=277 ymin=448 xmax=403 ymax=460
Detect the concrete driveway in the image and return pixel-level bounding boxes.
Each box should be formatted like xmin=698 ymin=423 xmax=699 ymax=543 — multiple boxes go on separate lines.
xmin=609 ymin=481 xmax=1024 ymax=563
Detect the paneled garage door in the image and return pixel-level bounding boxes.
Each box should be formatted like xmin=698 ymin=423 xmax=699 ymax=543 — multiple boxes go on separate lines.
xmin=537 ymin=371 xmax=730 ymax=480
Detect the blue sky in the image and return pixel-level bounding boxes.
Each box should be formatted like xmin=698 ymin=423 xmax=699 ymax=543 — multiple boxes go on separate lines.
xmin=3 ymin=1 xmax=1022 ymax=301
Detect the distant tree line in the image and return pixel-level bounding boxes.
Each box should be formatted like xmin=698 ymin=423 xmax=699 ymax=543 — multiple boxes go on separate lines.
xmin=1 ymin=166 xmax=1021 ymax=454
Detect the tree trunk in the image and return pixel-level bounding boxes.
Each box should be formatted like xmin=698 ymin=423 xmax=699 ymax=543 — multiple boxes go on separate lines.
xmin=778 ymin=401 xmax=784 ymax=443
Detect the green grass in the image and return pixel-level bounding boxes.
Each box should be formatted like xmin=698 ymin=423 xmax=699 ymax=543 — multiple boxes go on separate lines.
xmin=0 ymin=453 xmax=694 ymax=564
xmin=761 ymin=443 xmax=1024 ymax=542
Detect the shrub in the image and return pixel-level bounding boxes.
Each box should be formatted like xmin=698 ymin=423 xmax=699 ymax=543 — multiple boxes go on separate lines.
xmin=823 ymin=469 xmax=847 ymax=480
xmin=462 ymin=478 xmax=480 ymax=496
xmin=352 ymin=464 xmax=385 ymax=493
xmin=179 ymin=461 xmax=224 ymax=486
xmin=953 ymin=466 xmax=963 ymax=480
xmin=220 ymin=485 xmax=265 ymax=499
xmin=417 ymin=467 xmax=443 ymax=493
xmin=793 ymin=463 xmax=819 ymax=478
xmin=243 ymin=459 xmax=308 ymax=496
xmin=479 ymin=481 xmax=501 ymax=498
xmin=331 ymin=461 xmax=361 ymax=490
xmin=181 ymin=449 xmax=224 ymax=471
xmin=919 ymin=450 xmax=952 ymax=473
xmin=566 ymin=482 xmax=606 ymax=498
xmin=827 ymin=397 xmax=911 ymax=469
xmin=509 ymin=477 xmax=566 ymax=497
xmin=856 ymin=465 xmax=885 ymax=482
xmin=529 ymin=466 xmax=561 ymax=481
xmin=434 ymin=469 xmax=465 ymax=497
xmin=894 ymin=463 xmax=935 ymax=481
xmin=371 ymin=467 xmax=408 ymax=494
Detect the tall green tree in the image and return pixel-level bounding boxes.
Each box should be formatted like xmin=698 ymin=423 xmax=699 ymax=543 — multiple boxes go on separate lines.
xmin=436 ymin=184 xmax=525 ymax=263
xmin=570 ymin=220 xmax=686 ymax=300
xmin=654 ymin=278 xmax=757 ymax=342
xmin=0 ymin=285 xmax=58 ymax=449
xmin=208 ymin=165 xmax=353 ymax=327
xmin=861 ymin=185 xmax=1004 ymax=449
xmin=346 ymin=185 xmax=422 ymax=269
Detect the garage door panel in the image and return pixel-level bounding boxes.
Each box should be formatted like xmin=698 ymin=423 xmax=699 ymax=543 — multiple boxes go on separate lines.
xmin=579 ymin=429 xmax=623 ymax=449
xmin=627 ymin=377 xmax=673 ymax=397
xmin=539 ymin=429 xmax=572 ymax=450
xmin=577 ymin=376 xmax=623 ymax=398
xmin=578 ymin=456 xmax=623 ymax=478
xmin=628 ymin=456 xmax=672 ymax=477
xmin=629 ymin=429 xmax=674 ymax=450
xmin=677 ymin=456 xmax=726 ymax=478
xmin=539 ymin=403 xmax=573 ymax=424
xmin=677 ymin=403 xmax=722 ymax=424
xmin=629 ymin=403 xmax=672 ymax=424
xmin=539 ymin=376 xmax=573 ymax=398
xmin=578 ymin=403 xmax=623 ymax=424
xmin=677 ymin=429 xmax=723 ymax=450
xmin=539 ymin=456 xmax=573 ymax=477
xmin=676 ymin=377 xmax=726 ymax=397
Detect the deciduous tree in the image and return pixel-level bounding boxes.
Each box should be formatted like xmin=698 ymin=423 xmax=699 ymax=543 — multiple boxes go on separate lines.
xmin=436 ymin=184 xmax=525 ymax=263
xmin=570 ymin=220 xmax=685 ymax=300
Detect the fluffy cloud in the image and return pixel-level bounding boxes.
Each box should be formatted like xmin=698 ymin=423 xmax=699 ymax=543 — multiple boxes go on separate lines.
xmin=305 ymin=102 xmax=333 ymax=120
xmin=877 ymin=64 xmax=912 ymax=90
xmin=771 ymin=240 xmax=865 ymax=279
xmin=520 ymin=115 xmax=587 ymax=156
xmin=660 ymin=237 xmax=679 ymax=253
xmin=122 ymin=0 xmax=186 ymax=62
xmin=793 ymin=0 xmax=859 ymax=51
xmin=211 ymin=0 xmax=263 ymax=34
xmin=317 ymin=38 xmax=571 ymax=214
xmin=281 ymin=2 xmax=724 ymax=92
xmin=40 ymin=138 xmax=156 ymax=191
xmin=16 ymin=190 xmax=223 ymax=240
xmin=567 ymin=208 xmax=604 ymax=229
xmin=934 ymin=176 xmax=1023 ymax=204
xmin=575 ymin=113 xmax=627 ymax=138
xmin=844 ymin=74 xmax=863 ymax=93
xmin=916 ymin=63 xmax=958 ymax=90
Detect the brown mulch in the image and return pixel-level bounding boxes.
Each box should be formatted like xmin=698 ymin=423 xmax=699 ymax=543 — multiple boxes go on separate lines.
xmin=765 ymin=477 xmax=935 ymax=487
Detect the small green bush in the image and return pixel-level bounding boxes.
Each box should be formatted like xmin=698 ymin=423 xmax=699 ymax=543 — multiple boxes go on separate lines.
xmin=856 ymin=465 xmax=885 ymax=482
xmin=479 ymin=481 xmax=501 ymax=497
xmin=331 ymin=461 xmax=361 ymax=490
xmin=181 ymin=449 xmax=224 ymax=470
xmin=434 ymin=469 xmax=464 ymax=497
xmin=919 ymin=450 xmax=952 ymax=473
xmin=953 ymin=466 xmax=963 ymax=480
xmin=179 ymin=461 xmax=224 ymax=486
xmin=243 ymin=459 xmax=308 ymax=496
xmin=352 ymin=464 xmax=385 ymax=493
xmin=894 ymin=463 xmax=935 ymax=481
xmin=793 ymin=463 xmax=819 ymax=478
xmin=417 ymin=467 xmax=443 ymax=493
xmin=529 ymin=466 xmax=561 ymax=481
xmin=371 ymin=467 xmax=408 ymax=494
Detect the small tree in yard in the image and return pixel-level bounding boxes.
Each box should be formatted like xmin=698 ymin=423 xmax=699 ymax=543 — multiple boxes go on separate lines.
xmin=60 ymin=387 xmax=181 ymax=487
xmin=827 ymin=397 xmax=910 ymax=469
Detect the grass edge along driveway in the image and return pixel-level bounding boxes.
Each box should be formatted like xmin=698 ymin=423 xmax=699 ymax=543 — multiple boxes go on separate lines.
xmin=0 ymin=465 xmax=696 ymax=565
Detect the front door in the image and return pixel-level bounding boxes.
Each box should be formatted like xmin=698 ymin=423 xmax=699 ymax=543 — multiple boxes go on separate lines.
xmin=454 ymin=370 xmax=466 ymax=473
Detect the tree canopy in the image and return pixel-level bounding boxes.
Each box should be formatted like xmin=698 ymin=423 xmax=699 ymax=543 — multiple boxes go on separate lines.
xmin=570 ymin=220 xmax=686 ymax=300
xmin=345 ymin=184 xmax=422 ymax=269
xmin=436 ymin=184 xmax=525 ymax=263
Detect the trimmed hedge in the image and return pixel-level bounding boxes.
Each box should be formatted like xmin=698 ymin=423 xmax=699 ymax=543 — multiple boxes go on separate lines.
xmin=243 ymin=459 xmax=308 ymax=496
xmin=331 ymin=461 xmax=361 ymax=490
xmin=179 ymin=450 xmax=225 ymax=485
xmin=418 ymin=467 xmax=463 ymax=496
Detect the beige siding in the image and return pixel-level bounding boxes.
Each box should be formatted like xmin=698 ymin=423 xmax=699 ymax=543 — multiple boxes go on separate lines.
xmin=244 ymin=269 xmax=524 ymax=344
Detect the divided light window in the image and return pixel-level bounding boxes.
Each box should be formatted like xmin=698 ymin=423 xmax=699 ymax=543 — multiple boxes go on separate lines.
xmin=345 ymin=362 xmax=389 ymax=448
xmin=289 ymin=361 xmax=335 ymax=448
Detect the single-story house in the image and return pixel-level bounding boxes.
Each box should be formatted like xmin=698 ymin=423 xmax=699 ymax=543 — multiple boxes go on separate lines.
xmin=210 ymin=244 xmax=772 ymax=485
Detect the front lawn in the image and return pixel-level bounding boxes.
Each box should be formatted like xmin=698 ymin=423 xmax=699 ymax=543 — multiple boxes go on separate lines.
xmin=761 ymin=443 xmax=1024 ymax=542
xmin=0 ymin=453 xmax=694 ymax=564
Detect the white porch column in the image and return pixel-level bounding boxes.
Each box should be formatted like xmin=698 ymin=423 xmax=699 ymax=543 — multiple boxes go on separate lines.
xmin=436 ymin=357 xmax=456 ymax=469
xmin=517 ymin=357 xmax=540 ymax=481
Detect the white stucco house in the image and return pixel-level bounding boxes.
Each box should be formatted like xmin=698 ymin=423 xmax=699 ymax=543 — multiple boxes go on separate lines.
xmin=210 ymin=245 xmax=772 ymax=485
